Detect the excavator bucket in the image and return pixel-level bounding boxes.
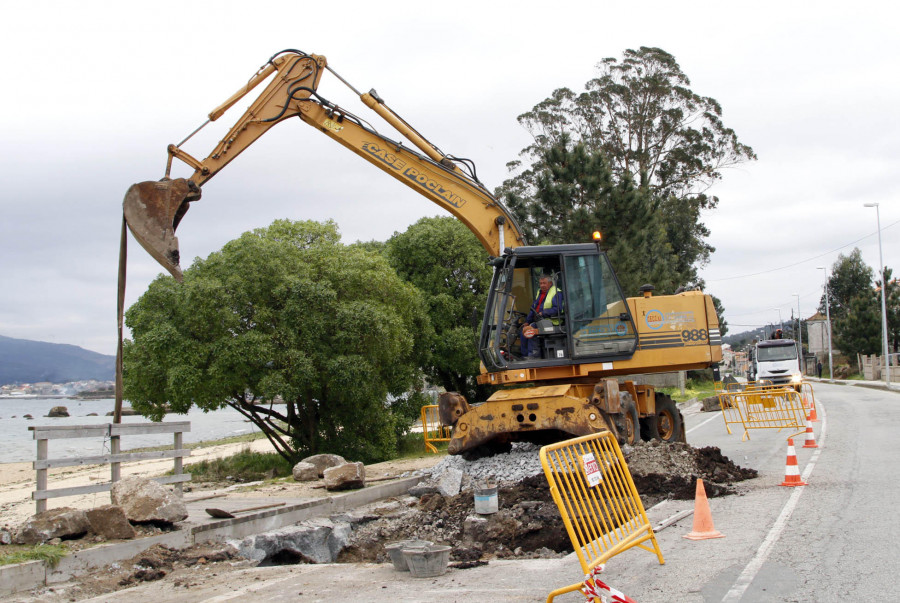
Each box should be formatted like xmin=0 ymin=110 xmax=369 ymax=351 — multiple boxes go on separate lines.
xmin=122 ymin=178 xmax=201 ymax=281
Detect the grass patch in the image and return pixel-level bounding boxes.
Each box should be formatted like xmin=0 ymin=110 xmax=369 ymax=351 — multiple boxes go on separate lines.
xmin=396 ymin=430 xmax=446 ymax=459
xmin=0 ymin=544 xmax=67 ymax=568
xmin=660 ymin=379 xmax=717 ymax=403
xmin=127 ymin=431 xmax=267 ymax=454
xmin=181 ymin=448 xmax=294 ymax=482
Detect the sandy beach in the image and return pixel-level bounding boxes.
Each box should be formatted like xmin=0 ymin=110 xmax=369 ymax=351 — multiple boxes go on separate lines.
xmin=0 ymin=438 xmax=439 ymax=527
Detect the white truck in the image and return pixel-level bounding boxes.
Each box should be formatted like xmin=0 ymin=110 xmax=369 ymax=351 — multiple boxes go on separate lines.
xmin=748 ymin=337 xmax=802 ymax=386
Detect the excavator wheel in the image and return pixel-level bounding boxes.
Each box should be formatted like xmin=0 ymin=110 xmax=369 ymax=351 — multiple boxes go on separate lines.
xmin=619 ymin=392 xmax=640 ymax=446
xmin=654 ymin=393 xmax=685 ymax=443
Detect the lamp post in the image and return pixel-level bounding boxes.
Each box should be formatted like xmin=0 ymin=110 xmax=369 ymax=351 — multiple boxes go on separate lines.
xmin=793 ymin=293 xmax=803 ymax=372
xmin=818 ymin=266 xmax=834 ymax=382
xmin=863 ymin=202 xmax=891 ymax=389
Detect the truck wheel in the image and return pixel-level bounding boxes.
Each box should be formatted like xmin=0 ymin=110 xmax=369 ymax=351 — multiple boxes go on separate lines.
xmin=655 ymin=394 xmax=684 ymax=443
xmin=620 ymin=392 xmax=640 ymax=446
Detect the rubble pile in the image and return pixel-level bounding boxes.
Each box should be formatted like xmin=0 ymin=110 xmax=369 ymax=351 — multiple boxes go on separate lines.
xmin=412 ymin=442 xmax=544 ymax=496
xmin=341 ymin=439 xmax=757 ymax=563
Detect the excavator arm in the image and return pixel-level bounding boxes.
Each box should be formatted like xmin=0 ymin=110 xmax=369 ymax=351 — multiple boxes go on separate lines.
xmin=123 ymin=50 xmax=525 ymax=280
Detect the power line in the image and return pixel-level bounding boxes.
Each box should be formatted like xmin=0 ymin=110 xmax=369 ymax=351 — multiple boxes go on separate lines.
xmin=707 ymin=217 xmax=900 ymax=283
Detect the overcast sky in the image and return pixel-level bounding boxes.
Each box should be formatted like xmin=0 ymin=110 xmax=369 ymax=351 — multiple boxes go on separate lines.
xmin=1 ymin=1 xmax=898 ymax=355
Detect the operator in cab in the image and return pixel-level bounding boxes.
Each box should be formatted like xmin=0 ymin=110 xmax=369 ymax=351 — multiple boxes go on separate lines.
xmin=520 ymin=273 xmax=563 ymax=359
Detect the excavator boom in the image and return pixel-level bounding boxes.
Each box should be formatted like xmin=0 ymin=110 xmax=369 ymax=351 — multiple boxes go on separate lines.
xmin=124 ymin=50 xmax=523 ymax=280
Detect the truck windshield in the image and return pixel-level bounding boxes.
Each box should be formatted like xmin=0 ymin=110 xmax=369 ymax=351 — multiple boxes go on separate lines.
xmin=758 ymin=344 xmax=797 ymax=362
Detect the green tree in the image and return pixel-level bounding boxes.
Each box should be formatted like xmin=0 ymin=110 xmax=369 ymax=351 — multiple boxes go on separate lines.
xmin=711 ymin=294 xmax=728 ymax=337
xmin=384 ymin=216 xmax=493 ymax=401
xmin=820 ymin=248 xmax=874 ymax=319
xmin=834 ymin=292 xmax=881 ymax=366
xmin=499 ymin=47 xmax=755 ymax=287
xmin=887 ymin=268 xmax=900 ymax=354
xmin=504 ymin=135 xmax=679 ymax=295
xmin=123 ymin=219 xmax=431 ymax=464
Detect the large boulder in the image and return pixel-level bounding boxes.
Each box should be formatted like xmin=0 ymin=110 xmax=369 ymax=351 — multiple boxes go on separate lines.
xmin=702 ymin=395 xmax=721 ymax=412
xmin=15 ymin=507 xmax=90 ymax=544
xmin=301 ymin=453 xmax=346 ymax=478
xmin=111 ymin=477 xmax=187 ymax=524
xmin=292 ymin=461 xmax=319 ymax=482
xmin=85 ymin=505 xmax=135 ymax=540
xmin=46 ymin=406 xmax=69 ymax=417
xmin=323 ymin=462 xmax=366 ymax=491
xmin=232 ymin=518 xmax=352 ymax=564
xmin=437 ymin=467 xmax=463 ymax=497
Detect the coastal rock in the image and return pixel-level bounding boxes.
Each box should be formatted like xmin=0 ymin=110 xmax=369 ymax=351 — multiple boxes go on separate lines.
xmin=292 ymin=462 xmax=319 ymax=482
xmin=85 ymin=505 xmax=135 ymax=540
xmin=46 ymin=406 xmax=69 ymax=417
xmin=111 ymin=477 xmax=187 ymax=524
xmin=324 ymin=462 xmax=366 ymax=491
xmin=15 ymin=507 xmax=90 ymax=544
xmin=301 ymin=453 xmax=346 ymax=478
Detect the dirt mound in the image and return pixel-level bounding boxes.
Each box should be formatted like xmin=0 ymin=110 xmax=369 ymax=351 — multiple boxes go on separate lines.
xmin=339 ymin=474 xmax=571 ymax=563
xmin=626 ymin=440 xmax=757 ymax=506
xmin=341 ymin=441 xmax=757 ymax=562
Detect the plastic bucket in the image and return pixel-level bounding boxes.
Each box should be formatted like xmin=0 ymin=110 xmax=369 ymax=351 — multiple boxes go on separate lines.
xmin=404 ymin=544 xmax=452 ymax=578
xmin=385 ymin=539 xmax=432 ymax=571
xmin=474 ymin=483 xmax=498 ymax=514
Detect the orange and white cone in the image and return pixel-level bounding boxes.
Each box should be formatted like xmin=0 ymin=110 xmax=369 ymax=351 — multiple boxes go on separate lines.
xmin=807 ymin=400 xmax=819 ymax=422
xmin=802 ymin=417 xmax=818 ymax=449
xmin=780 ymin=438 xmax=807 ymax=487
xmin=683 ymin=478 xmax=724 ymax=540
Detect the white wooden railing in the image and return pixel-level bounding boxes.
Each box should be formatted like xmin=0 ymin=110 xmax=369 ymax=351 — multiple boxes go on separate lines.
xmin=29 ymin=421 xmax=191 ymax=513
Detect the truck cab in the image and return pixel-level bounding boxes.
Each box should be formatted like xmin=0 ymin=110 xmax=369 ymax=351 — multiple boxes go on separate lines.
xmin=752 ymin=338 xmax=802 ymax=386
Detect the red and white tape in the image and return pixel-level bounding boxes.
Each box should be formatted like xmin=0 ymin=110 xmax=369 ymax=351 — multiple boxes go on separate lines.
xmin=582 ymin=564 xmax=636 ymax=603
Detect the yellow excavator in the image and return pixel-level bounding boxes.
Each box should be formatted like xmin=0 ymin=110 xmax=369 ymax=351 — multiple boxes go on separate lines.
xmin=123 ymin=50 xmax=723 ymax=455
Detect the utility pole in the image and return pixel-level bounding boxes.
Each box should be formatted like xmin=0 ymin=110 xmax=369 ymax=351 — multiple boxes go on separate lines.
xmin=864 ymin=202 xmax=891 ymax=389
xmin=793 ymin=293 xmax=803 ymax=372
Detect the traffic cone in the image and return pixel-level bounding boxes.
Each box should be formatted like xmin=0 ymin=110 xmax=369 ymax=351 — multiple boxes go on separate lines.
xmin=807 ymin=399 xmax=819 ymax=422
xmin=802 ymin=417 xmax=818 ymax=449
xmin=780 ymin=438 xmax=807 ymax=487
xmin=683 ymin=479 xmax=724 ymax=540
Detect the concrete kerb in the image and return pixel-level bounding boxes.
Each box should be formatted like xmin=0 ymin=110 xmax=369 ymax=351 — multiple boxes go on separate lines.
xmin=0 ymin=475 xmax=424 ymax=597
xmin=806 ymin=376 xmax=899 ymax=393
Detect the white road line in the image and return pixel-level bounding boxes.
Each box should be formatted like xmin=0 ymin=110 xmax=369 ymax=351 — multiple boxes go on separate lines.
xmin=721 ymin=404 xmax=828 ymax=602
xmin=686 ymin=413 xmax=720 ymax=435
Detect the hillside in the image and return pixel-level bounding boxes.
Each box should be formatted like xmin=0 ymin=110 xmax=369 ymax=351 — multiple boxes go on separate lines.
xmin=0 ymin=335 xmax=115 ymax=384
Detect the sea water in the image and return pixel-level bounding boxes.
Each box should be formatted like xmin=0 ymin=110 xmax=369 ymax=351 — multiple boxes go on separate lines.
xmin=0 ymin=398 xmax=258 ymax=463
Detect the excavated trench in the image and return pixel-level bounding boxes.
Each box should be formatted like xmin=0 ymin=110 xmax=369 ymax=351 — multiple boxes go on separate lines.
xmin=333 ymin=440 xmax=758 ymax=564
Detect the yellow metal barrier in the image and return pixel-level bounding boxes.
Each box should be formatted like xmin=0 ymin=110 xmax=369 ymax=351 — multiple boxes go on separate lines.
xmin=718 ymin=387 xmax=807 ymax=441
xmin=717 ymin=391 xmax=746 ymax=435
xmin=798 ymin=381 xmax=818 ymax=417
xmin=540 ymin=431 xmax=664 ymax=602
xmin=420 ymin=404 xmax=451 ymax=453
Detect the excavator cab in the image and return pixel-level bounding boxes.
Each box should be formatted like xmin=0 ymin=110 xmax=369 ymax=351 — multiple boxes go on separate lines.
xmin=479 ymin=244 xmax=638 ymax=372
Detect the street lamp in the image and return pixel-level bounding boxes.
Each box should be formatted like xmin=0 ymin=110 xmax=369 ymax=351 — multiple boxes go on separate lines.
xmin=793 ymin=293 xmax=803 ymax=370
xmin=864 ymin=202 xmax=891 ymax=389
xmin=818 ymin=266 xmax=834 ymax=382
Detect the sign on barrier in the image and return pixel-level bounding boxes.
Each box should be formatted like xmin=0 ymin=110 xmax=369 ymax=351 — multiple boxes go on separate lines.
xmin=540 ymin=431 xmax=664 ymax=602
xmin=717 ymin=387 xmax=807 ymax=441
xmin=420 ymin=404 xmax=452 ymax=454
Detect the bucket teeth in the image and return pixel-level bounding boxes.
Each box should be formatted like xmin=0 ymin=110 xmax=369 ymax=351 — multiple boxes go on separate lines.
xmin=122 ymin=178 xmax=201 ymax=281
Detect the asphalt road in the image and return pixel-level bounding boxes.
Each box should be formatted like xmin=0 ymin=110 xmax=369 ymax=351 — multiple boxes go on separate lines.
xmin=73 ymin=382 xmax=897 ymax=602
